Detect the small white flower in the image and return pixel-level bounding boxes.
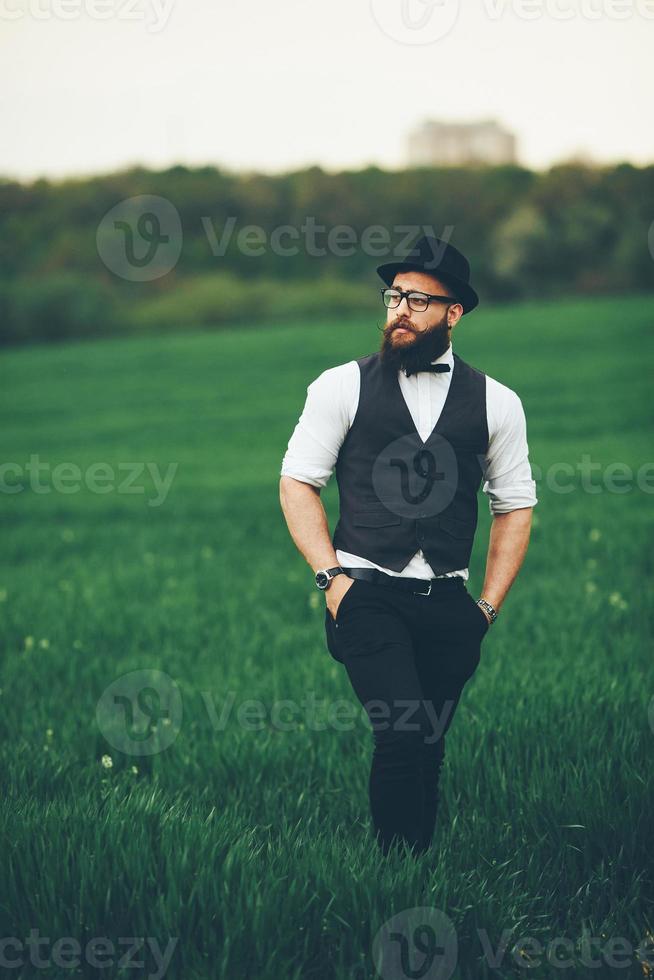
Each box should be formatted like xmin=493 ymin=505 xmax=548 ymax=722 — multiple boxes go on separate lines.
xmin=38 ymin=638 xmax=50 ymax=650
xmin=608 ymin=591 xmax=628 ymax=610
xmin=589 ymin=528 xmax=601 ymax=542
xmin=101 ymin=754 xmax=113 ymax=769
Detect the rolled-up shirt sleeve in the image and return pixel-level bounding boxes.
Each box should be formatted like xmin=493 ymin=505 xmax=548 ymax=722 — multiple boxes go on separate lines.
xmin=280 ymin=362 xmax=357 ymax=489
xmin=482 ymin=384 xmax=538 ymax=514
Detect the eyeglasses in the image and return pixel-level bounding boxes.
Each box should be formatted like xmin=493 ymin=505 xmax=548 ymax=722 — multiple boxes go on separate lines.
xmin=381 ymin=287 xmax=457 ymax=313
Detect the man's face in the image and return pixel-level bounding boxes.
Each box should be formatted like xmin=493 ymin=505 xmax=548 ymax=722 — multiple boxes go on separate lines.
xmin=379 ymin=271 xmax=462 ymax=375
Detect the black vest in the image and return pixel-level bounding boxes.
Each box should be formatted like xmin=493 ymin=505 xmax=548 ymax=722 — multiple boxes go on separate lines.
xmin=332 ymin=351 xmax=489 ymax=574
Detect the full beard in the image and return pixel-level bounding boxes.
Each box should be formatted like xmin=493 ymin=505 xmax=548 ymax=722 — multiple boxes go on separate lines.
xmin=379 ymin=309 xmax=451 ymax=376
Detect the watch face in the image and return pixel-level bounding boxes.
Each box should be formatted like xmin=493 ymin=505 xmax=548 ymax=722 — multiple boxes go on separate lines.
xmin=315 ymin=571 xmax=329 ymax=590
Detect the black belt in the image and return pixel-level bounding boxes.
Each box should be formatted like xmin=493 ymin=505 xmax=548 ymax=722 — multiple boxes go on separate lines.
xmin=341 ymin=566 xmax=465 ymax=597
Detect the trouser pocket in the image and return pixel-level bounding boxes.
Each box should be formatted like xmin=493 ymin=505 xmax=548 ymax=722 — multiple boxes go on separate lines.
xmin=464 ymin=591 xmax=490 ymax=638
xmin=324 ymin=607 xmax=345 ymax=662
xmin=329 ymin=577 xmax=363 ymax=628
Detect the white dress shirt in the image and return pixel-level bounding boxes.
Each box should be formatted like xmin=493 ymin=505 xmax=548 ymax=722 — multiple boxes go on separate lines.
xmin=280 ymin=342 xmax=538 ymax=581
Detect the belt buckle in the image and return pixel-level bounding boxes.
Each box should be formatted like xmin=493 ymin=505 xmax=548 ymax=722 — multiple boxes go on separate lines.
xmin=415 ymin=579 xmax=432 ymax=596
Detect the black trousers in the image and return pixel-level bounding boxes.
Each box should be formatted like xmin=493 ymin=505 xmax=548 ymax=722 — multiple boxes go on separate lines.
xmin=324 ymin=574 xmax=489 ymax=858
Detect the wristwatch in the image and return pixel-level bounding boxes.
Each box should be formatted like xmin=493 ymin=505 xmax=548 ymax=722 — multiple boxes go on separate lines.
xmin=315 ymin=566 xmax=346 ymax=590
xmin=476 ymin=597 xmax=498 ymax=624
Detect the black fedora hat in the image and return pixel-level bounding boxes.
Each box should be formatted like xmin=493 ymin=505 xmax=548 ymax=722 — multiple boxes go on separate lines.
xmin=376 ymin=234 xmax=479 ymax=314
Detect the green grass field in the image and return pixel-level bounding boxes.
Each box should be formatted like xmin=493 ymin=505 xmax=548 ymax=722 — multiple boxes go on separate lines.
xmin=1 ymin=295 xmax=653 ymax=979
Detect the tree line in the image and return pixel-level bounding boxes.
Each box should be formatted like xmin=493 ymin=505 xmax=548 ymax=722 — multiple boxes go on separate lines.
xmin=0 ymin=161 xmax=652 ymax=344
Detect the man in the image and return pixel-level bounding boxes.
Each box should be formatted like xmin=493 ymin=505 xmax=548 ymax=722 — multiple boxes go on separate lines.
xmin=279 ymin=235 xmax=537 ymax=858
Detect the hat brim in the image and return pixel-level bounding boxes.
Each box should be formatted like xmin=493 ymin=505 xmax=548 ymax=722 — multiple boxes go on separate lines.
xmin=376 ymin=261 xmax=479 ymax=315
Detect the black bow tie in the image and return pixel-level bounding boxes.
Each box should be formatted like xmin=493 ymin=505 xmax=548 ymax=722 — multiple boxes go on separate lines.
xmin=404 ymin=363 xmax=451 ymax=378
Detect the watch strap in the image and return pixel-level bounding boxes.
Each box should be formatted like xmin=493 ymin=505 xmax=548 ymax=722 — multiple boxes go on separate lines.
xmin=315 ymin=566 xmax=345 ymax=589
xmin=476 ymin=597 xmax=498 ymax=624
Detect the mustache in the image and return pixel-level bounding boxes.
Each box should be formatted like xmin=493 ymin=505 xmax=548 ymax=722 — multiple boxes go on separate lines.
xmin=388 ymin=318 xmax=416 ymax=334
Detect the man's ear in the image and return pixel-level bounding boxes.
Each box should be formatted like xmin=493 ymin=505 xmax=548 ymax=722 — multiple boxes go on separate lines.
xmin=448 ymin=303 xmax=464 ymax=327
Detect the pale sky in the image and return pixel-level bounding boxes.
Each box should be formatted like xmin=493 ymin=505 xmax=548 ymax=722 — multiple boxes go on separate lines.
xmin=1 ymin=0 xmax=653 ymax=180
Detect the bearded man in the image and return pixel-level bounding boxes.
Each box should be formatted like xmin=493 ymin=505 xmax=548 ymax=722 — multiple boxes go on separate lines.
xmin=279 ymin=235 xmax=537 ymax=857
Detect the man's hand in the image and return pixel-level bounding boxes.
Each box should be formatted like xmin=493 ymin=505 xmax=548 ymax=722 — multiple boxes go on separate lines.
xmin=477 ymin=601 xmax=492 ymax=625
xmin=325 ymin=575 xmax=356 ymax=622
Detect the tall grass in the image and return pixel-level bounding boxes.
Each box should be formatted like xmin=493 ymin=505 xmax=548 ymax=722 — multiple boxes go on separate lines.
xmin=0 ymin=295 xmax=652 ymax=978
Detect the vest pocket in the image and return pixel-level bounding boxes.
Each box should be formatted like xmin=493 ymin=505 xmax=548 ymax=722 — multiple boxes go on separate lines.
xmin=352 ymin=507 xmax=402 ymax=528
xmin=437 ymin=514 xmax=473 ymax=539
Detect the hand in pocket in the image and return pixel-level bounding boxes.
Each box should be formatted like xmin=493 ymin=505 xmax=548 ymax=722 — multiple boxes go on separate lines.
xmin=474 ymin=599 xmax=491 ymax=636
xmin=326 ymin=576 xmax=357 ymax=624
xmin=467 ymin=593 xmax=490 ymax=638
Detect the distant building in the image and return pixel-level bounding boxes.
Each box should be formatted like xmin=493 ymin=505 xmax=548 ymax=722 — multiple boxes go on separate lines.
xmin=407 ymin=119 xmax=517 ymax=167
